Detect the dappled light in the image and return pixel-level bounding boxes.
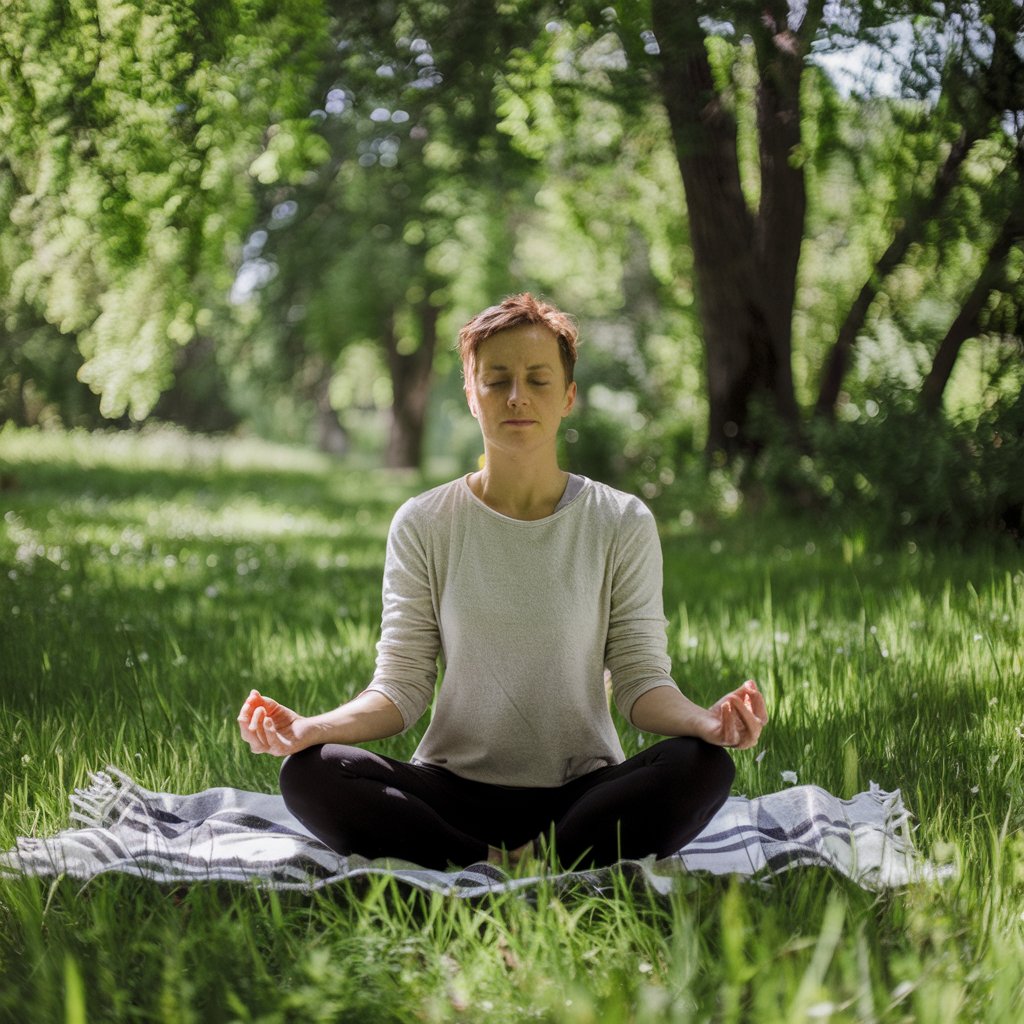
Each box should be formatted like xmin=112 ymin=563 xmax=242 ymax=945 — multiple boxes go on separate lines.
xmin=2 ymin=1 xmax=1024 ymax=1019
xmin=4 ymin=0 xmax=1020 ymax=502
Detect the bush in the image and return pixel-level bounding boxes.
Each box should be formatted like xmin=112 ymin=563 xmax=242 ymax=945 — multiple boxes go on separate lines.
xmin=753 ymin=386 xmax=1024 ymax=543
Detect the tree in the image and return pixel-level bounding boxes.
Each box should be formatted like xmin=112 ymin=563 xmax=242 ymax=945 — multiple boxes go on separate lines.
xmin=237 ymin=0 xmax=547 ymax=466
xmin=0 ymin=0 xmax=330 ymax=423
xmin=920 ymin=131 xmax=1024 ymax=413
xmin=815 ymin=0 xmax=1024 ymax=417
xmin=536 ymin=0 xmax=1024 ymax=460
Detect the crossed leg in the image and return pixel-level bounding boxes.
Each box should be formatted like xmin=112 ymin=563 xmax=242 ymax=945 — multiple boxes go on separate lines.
xmin=279 ymin=737 xmax=735 ymax=870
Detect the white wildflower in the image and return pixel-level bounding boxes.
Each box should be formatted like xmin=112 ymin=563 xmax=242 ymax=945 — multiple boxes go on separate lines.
xmin=891 ymin=981 xmax=914 ymax=1002
xmin=807 ymin=1003 xmax=836 ymax=1018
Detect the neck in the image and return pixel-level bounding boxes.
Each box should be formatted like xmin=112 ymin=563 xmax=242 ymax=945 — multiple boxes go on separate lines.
xmin=469 ymin=450 xmax=568 ymax=521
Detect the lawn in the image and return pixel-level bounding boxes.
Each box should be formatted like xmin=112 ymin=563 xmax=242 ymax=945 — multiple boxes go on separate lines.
xmin=1 ymin=424 xmax=1022 ymax=1022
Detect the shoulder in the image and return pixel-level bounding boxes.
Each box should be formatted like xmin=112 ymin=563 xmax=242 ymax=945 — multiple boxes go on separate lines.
xmin=388 ymin=478 xmax=467 ymax=537
xmin=579 ymin=478 xmax=655 ymax=529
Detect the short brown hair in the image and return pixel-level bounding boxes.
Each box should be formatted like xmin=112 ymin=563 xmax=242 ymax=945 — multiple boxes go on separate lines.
xmin=457 ymin=293 xmax=579 ymax=385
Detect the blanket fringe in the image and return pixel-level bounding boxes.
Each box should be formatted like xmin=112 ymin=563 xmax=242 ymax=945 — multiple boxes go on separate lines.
xmin=68 ymin=770 xmax=124 ymax=828
xmin=875 ymin=784 xmax=914 ymax=837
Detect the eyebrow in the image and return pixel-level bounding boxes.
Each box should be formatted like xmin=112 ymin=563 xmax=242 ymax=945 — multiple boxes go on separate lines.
xmin=481 ymin=363 xmax=555 ymax=372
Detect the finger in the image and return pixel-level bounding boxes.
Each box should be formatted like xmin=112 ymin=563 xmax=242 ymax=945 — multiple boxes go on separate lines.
xmin=257 ymin=711 xmax=277 ymax=748
xmin=732 ymin=693 xmax=762 ymax=736
xmin=739 ymin=686 xmax=768 ymax=725
xmin=720 ymin=697 xmax=757 ymax=749
xmin=248 ymin=706 xmax=267 ymax=741
xmin=241 ymin=723 xmax=267 ymax=753
xmin=740 ymin=680 xmax=768 ymax=721
xmin=749 ymin=690 xmax=768 ymax=724
xmin=265 ymin=717 xmax=292 ymax=753
xmin=237 ymin=689 xmax=259 ymax=720
xmin=721 ymin=700 xmax=741 ymax=747
xmin=252 ymin=707 xmax=271 ymax=746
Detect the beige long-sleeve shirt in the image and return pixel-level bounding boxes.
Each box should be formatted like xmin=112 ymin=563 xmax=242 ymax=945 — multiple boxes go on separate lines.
xmin=366 ymin=475 xmax=678 ymax=786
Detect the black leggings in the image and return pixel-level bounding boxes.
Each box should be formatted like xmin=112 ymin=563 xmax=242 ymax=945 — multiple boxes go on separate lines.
xmin=279 ymin=737 xmax=735 ymax=870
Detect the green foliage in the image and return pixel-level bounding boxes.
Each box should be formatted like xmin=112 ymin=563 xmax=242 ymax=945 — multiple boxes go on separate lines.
xmin=752 ymin=382 xmax=1024 ymax=542
xmin=0 ymin=0 xmax=331 ymax=420
xmin=1 ymin=0 xmax=1021 ymax=492
xmin=221 ymin=2 xmax=557 ymax=459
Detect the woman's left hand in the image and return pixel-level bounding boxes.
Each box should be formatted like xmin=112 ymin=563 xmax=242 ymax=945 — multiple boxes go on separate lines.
xmin=706 ymin=680 xmax=767 ymax=749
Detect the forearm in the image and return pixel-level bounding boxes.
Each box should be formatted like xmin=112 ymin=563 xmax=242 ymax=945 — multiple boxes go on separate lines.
xmin=630 ymin=684 xmax=715 ymax=740
xmin=299 ymin=689 xmax=405 ymax=747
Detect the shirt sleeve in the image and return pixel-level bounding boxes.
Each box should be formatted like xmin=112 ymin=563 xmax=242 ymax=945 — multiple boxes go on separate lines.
xmin=604 ymin=501 xmax=678 ymax=723
xmin=365 ymin=501 xmax=441 ymax=730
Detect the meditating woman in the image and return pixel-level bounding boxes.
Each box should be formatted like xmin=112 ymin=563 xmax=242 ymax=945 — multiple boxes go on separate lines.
xmin=237 ymin=293 xmax=767 ymax=870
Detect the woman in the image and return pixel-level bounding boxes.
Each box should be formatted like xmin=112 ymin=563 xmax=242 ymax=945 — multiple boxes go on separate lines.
xmin=237 ymin=293 xmax=767 ymax=870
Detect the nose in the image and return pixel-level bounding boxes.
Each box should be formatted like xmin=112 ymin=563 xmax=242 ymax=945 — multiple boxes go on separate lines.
xmin=507 ymin=377 xmax=528 ymax=407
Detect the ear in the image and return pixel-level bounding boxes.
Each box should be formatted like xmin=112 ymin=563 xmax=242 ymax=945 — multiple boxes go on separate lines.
xmin=561 ymin=380 xmax=577 ymax=418
xmin=465 ymin=382 xmax=479 ymax=419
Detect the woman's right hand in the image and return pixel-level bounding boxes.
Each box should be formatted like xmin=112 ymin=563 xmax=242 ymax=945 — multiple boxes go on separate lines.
xmin=237 ymin=689 xmax=312 ymax=757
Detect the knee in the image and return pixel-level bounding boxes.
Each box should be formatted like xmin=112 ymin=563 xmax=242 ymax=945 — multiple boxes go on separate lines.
xmin=657 ymin=736 xmax=736 ymax=796
xmin=703 ymin=741 xmax=737 ymax=796
xmin=278 ymin=745 xmax=326 ymax=811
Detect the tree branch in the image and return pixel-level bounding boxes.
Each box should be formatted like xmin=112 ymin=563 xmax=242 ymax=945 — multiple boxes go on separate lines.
xmin=920 ymin=167 xmax=1024 ymax=413
xmin=815 ymin=126 xmax=983 ymax=417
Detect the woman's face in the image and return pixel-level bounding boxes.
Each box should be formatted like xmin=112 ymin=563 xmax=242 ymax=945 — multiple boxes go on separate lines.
xmin=465 ymin=324 xmax=576 ymax=459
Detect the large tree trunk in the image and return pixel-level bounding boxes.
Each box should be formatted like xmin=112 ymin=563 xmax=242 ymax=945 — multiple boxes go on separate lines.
xmin=815 ymin=129 xmax=980 ymax=417
xmin=752 ymin=3 xmax=807 ymax=432
xmin=382 ymin=300 xmax=439 ymax=469
xmin=651 ymin=0 xmax=806 ymax=459
xmin=920 ymin=205 xmax=1024 ymax=413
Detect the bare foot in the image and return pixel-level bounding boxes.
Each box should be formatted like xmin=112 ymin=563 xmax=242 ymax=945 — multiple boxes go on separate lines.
xmin=486 ymin=841 xmax=533 ymax=867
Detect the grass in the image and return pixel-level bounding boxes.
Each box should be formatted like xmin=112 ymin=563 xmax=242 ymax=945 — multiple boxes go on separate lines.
xmin=1 ymin=423 xmax=1022 ymax=1023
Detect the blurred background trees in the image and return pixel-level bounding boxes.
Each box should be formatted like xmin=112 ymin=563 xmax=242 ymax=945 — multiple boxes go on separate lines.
xmin=1 ymin=0 xmax=1021 ymax=538
xmin=0 ymin=0 xmax=332 ymax=428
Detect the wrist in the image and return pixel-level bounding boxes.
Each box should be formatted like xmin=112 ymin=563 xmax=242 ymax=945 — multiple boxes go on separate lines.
xmin=695 ymin=708 xmax=720 ymax=744
xmin=291 ymin=715 xmax=322 ymax=750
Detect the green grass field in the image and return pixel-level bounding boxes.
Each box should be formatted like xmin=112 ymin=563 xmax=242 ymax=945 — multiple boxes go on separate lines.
xmin=1 ymin=425 xmax=1022 ymax=1023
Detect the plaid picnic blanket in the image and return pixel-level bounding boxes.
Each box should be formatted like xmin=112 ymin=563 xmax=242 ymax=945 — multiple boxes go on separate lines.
xmin=0 ymin=768 xmax=946 ymax=896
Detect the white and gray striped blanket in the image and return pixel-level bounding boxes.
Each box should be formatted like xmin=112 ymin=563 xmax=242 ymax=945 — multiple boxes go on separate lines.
xmin=0 ymin=769 xmax=947 ymax=896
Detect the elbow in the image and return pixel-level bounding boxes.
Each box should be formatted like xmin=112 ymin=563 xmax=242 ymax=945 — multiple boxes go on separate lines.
xmin=364 ymin=682 xmax=429 ymax=733
xmin=623 ymin=681 xmax=679 ymax=730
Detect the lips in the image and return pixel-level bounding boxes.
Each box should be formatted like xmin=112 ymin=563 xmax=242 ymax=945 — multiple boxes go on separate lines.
xmin=502 ymin=420 xmax=536 ymax=426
